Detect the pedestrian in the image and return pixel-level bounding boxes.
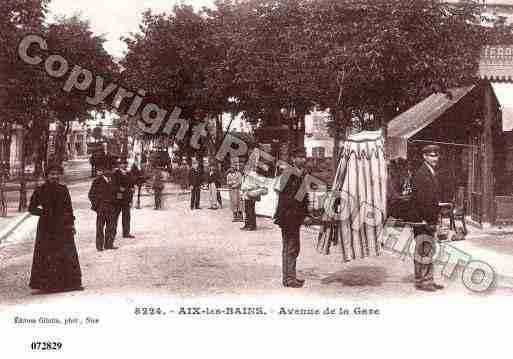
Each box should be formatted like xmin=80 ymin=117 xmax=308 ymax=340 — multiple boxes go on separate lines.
xmin=112 ymin=158 xmax=136 ymax=238
xmin=153 ymin=168 xmax=165 ymax=210
xmin=189 ymin=160 xmax=202 ymax=210
xmin=179 ymin=160 xmax=190 ymax=190
xmin=207 ymin=165 xmax=220 ymax=209
xmin=88 ymin=158 xmax=118 ymax=250
xmin=273 ymin=147 xmax=312 ymax=288
xmin=129 ymin=162 xmax=145 ymax=208
xmin=226 ymin=163 xmax=243 ymax=222
xmin=89 ymin=155 xmax=95 ymax=178
xmin=217 ymin=186 xmax=223 ymax=209
xmin=240 ymin=170 xmax=264 ymax=231
xmin=411 ymin=144 xmax=445 ymax=292
xmin=28 ymin=163 xmax=83 ymax=293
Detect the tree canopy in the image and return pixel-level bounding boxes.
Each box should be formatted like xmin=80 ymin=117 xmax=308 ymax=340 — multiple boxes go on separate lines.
xmin=120 ymin=0 xmax=513 ymax=142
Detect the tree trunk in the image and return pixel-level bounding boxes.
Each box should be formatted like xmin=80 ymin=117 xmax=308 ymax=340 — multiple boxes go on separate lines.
xmin=54 ymin=121 xmax=67 ymax=165
xmin=18 ymin=128 xmax=27 ymax=212
xmin=42 ymin=126 xmax=49 ymax=174
xmin=2 ymin=124 xmax=12 ymax=176
xmin=0 ymin=174 xmax=6 ymax=217
xmin=33 ymin=122 xmax=47 ymax=177
xmin=332 ymin=109 xmax=340 ymax=176
xmin=297 ymin=110 xmax=306 ymax=151
xmin=215 ymin=114 xmax=225 ymax=173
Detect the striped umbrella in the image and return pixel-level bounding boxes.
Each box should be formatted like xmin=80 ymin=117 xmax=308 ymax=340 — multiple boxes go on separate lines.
xmin=316 ymin=130 xmax=387 ymax=262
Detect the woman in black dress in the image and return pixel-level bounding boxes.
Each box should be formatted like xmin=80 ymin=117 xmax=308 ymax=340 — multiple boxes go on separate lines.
xmin=28 ymin=164 xmax=83 ymax=293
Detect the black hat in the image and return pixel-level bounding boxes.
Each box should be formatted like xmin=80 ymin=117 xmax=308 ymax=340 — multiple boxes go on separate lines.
xmin=422 ymin=144 xmax=440 ymax=155
xmin=290 ymin=146 xmax=307 ymax=157
xmin=45 ymin=163 xmax=64 ymax=176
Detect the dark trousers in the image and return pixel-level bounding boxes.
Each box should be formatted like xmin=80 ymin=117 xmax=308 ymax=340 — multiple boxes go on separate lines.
xmin=154 ymin=189 xmax=163 ymax=209
xmin=96 ymin=209 xmax=116 ymax=250
xmin=413 ymin=225 xmax=435 ymax=285
xmin=217 ymin=190 xmax=222 ymax=208
xmin=244 ymin=199 xmax=256 ymax=229
xmin=191 ymin=186 xmax=201 ymax=209
xmin=113 ymin=205 xmax=131 ymax=237
xmin=281 ymin=225 xmax=301 ymax=283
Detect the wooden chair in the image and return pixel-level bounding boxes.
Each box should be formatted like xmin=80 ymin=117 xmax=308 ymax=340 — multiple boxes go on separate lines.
xmin=438 ymin=187 xmax=467 ymax=236
xmin=452 ymin=186 xmax=468 ymax=235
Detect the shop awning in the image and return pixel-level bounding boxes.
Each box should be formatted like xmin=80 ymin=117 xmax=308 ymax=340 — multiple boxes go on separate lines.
xmin=388 ymin=86 xmax=475 ymax=139
xmin=387 ymin=86 xmax=475 ymax=159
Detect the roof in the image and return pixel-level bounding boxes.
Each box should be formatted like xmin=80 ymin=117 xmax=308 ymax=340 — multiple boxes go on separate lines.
xmin=387 ymin=86 xmax=475 ymax=139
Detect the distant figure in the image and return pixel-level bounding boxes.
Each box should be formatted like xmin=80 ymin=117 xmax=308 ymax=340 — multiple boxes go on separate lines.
xmin=90 ymin=150 xmax=106 ymax=178
xmin=129 ymin=163 xmax=145 ymax=208
xmin=88 ymin=159 xmax=118 ymax=250
xmin=28 ymin=163 xmax=83 ymax=293
xmin=207 ymin=165 xmax=220 ymax=210
xmin=240 ymin=171 xmax=259 ymax=231
xmin=153 ymin=168 xmax=165 ymax=210
xmin=178 ymin=161 xmax=190 ymax=190
xmin=112 ymin=158 xmax=136 ymax=238
xmin=226 ymin=164 xmax=243 ymax=222
xmin=189 ymin=160 xmax=202 ymax=210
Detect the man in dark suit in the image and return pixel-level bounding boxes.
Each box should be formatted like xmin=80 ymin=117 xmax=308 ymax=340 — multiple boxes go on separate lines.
xmin=411 ymin=144 xmax=444 ymax=292
xmin=189 ymin=160 xmax=202 ymax=210
xmin=88 ymin=158 xmax=118 ymax=251
xmin=273 ymin=147 xmax=312 ymax=288
xmin=112 ymin=158 xmax=136 ymax=238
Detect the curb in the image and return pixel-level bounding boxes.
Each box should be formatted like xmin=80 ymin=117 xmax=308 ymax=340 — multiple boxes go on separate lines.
xmin=0 ymin=212 xmax=31 ymax=244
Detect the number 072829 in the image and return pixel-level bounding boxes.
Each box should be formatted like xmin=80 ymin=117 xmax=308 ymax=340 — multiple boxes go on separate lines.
xmin=30 ymin=342 xmax=63 ymax=350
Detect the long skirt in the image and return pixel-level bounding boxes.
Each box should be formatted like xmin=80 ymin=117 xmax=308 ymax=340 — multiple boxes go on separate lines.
xmin=30 ymin=230 xmax=82 ymax=291
xmin=229 ymin=189 xmax=241 ymax=212
xmin=208 ymin=183 xmax=218 ymax=208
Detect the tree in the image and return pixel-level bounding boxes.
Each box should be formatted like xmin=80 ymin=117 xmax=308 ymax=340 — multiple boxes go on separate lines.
xmin=299 ymin=0 xmax=491 ymax=171
xmin=121 ymin=4 xmax=229 ymax=161
xmin=207 ymin=0 xmax=317 ymax=145
xmin=44 ymin=14 xmax=118 ymax=165
xmin=1 ymin=0 xmax=49 ymax=211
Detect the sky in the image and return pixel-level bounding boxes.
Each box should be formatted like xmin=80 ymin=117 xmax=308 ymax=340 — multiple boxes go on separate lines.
xmin=47 ymin=0 xmax=216 ymax=60
xmin=47 ymin=0 xmax=218 ymax=127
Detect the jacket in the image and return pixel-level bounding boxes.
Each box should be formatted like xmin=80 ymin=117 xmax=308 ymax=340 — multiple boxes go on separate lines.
xmin=111 ymin=169 xmax=135 ymax=206
xmin=274 ymin=172 xmax=309 ymax=228
xmin=189 ymin=168 xmax=203 ymax=187
xmin=411 ymin=162 xmax=442 ymax=224
xmin=88 ymin=175 xmax=115 ymax=212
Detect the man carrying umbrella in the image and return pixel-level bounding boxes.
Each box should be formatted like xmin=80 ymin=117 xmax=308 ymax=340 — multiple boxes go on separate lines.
xmin=273 ymin=147 xmax=312 ymax=288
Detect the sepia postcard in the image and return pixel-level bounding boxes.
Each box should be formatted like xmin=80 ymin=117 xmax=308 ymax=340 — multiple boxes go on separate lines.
xmin=2 ymin=0 xmax=513 ymax=356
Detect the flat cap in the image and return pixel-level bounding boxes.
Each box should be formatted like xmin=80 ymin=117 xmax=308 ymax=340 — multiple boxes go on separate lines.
xmin=45 ymin=163 xmax=64 ymax=176
xmin=422 ymin=144 xmax=440 ymax=154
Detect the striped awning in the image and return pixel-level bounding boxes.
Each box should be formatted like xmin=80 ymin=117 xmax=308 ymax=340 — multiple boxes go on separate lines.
xmin=387 ymin=86 xmax=475 ymax=159
xmin=388 ymin=86 xmax=475 ymax=139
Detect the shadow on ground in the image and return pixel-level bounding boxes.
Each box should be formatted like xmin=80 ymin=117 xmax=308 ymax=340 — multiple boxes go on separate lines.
xmin=321 ymin=265 xmax=387 ymax=287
